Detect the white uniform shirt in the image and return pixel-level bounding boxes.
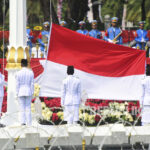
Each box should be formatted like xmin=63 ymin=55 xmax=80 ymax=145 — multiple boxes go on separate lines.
xmin=141 ymin=76 xmax=150 ymax=105
xmin=16 ymin=67 xmax=34 ymax=97
xmin=61 ymin=75 xmax=81 ymax=106
xmin=0 ymin=73 xmax=4 ymax=97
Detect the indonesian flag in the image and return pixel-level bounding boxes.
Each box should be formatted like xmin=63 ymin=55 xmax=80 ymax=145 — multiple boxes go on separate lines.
xmin=39 ymin=23 xmax=145 ymax=100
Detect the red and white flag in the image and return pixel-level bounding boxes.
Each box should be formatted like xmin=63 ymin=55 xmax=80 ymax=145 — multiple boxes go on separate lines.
xmin=39 ymin=24 xmax=146 ymax=100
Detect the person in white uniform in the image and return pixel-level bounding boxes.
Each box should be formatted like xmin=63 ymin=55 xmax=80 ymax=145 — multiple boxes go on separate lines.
xmin=16 ymin=59 xmax=34 ymax=125
xmin=61 ymin=66 xmax=81 ymax=125
xmin=0 ymin=65 xmax=5 ymax=127
xmin=141 ymin=65 xmax=150 ymax=125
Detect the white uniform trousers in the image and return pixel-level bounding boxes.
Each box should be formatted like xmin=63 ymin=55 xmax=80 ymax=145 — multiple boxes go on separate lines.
xmin=141 ymin=105 xmax=150 ymax=125
xmin=18 ymin=96 xmax=32 ymax=125
xmin=64 ymin=105 xmax=79 ymax=124
xmin=0 ymin=97 xmax=3 ymax=116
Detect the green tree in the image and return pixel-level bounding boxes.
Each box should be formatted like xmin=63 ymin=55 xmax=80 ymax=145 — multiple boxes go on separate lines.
xmin=67 ymin=0 xmax=89 ymax=23
xmin=59 ymin=0 xmax=89 ymax=30
xmin=122 ymin=0 xmax=128 ymax=30
xmin=27 ymin=0 xmax=58 ymax=27
xmin=101 ymin=0 xmax=124 ymax=25
xmin=0 ymin=0 xmax=9 ymax=28
xmin=101 ymin=0 xmax=150 ymax=28
xmin=127 ymin=0 xmax=150 ymax=24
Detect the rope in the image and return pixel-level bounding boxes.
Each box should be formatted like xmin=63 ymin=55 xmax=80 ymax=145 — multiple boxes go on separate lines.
xmin=50 ymin=0 xmax=52 ymax=23
xmin=2 ymin=0 xmax=6 ymax=74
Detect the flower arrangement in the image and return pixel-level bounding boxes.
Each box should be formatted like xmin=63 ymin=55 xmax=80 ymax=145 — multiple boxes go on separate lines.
xmin=33 ymin=83 xmax=40 ymax=97
xmin=31 ymin=101 xmax=63 ymax=125
xmin=31 ymin=98 xmax=141 ymax=126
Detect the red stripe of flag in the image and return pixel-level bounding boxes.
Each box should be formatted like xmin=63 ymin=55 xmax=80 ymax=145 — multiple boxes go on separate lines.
xmin=48 ymin=24 xmax=145 ymax=77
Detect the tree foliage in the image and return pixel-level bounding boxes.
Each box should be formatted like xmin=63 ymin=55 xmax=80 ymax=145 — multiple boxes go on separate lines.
xmin=0 ymin=0 xmax=150 ymax=29
xmin=0 ymin=0 xmax=9 ymax=28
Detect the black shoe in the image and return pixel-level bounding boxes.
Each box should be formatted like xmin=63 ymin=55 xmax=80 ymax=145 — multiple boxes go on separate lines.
xmin=0 ymin=123 xmax=6 ymax=128
xmin=21 ymin=123 xmax=26 ymax=126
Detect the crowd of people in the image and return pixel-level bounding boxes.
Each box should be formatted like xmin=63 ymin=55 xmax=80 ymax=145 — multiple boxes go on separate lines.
xmin=26 ymin=17 xmax=150 ymax=58
xmin=0 ymin=16 xmax=150 ymax=127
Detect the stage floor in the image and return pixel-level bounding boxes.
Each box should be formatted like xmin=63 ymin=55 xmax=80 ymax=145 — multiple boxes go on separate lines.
xmin=0 ymin=122 xmax=150 ymax=149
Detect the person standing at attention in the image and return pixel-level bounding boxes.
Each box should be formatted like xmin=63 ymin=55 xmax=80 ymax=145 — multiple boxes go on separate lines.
xmin=141 ymin=65 xmax=150 ymax=126
xmin=76 ymin=21 xmax=89 ymax=36
xmin=61 ymin=66 xmax=81 ymax=125
xmin=16 ymin=59 xmax=34 ymax=126
xmin=89 ymin=20 xmax=102 ymax=39
xmin=104 ymin=17 xmax=122 ymax=45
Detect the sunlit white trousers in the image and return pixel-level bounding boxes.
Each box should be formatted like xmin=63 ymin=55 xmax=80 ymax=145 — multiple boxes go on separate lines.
xmin=141 ymin=105 xmax=150 ymax=125
xmin=18 ymin=96 xmax=32 ymax=125
xmin=64 ymin=105 xmax=79 ymax=124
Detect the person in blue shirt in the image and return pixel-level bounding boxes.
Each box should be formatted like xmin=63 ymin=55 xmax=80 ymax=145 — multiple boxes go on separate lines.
xmin=89 ymin=20 xmax=102 ymax=39
xmin=104 ymin=17 xmax=122 ymax=45
xmin=131 ymin=21 xmax=149 ymax=50
xmin=60 ymin=20 xmax=67 ymax=27
xmin=76 ymin=21 xmax=89 ymax=36
xmin=37 ymin=21 xmax=50 ymax=58
xmin=26 ymin=28 xmax=33 ymax=57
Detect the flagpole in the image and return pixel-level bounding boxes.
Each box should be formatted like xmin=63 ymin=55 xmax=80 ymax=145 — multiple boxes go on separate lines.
xmin=2 ymin=0 xmax=6 ymax=75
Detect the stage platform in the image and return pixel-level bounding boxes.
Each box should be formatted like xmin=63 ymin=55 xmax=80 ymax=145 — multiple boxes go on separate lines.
xmin=1 ymin=123 xmax=150 ymax=149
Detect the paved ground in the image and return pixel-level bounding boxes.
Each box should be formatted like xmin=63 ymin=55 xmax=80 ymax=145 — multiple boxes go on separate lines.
xmin=0 ymin=122 xmax=150 ymax=149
